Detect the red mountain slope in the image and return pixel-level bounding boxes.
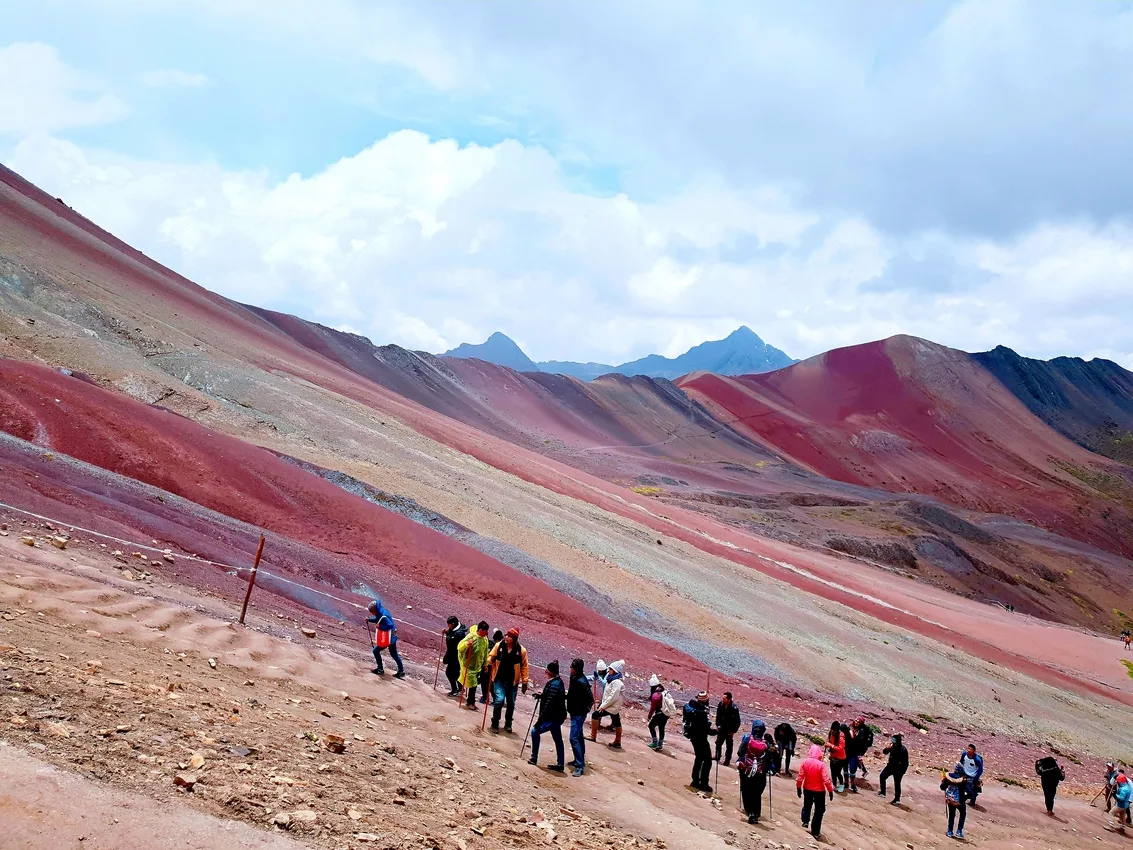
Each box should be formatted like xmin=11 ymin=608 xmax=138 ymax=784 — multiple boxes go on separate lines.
xmin=680 ymin=336 xmax=1133 ymax=556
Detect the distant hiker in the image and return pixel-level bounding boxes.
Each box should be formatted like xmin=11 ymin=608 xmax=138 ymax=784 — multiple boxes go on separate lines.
xmin=1125 ymin=630 xmax=1131 ymax=652
xmin=737 ymin=719 xmax=771 ymax=824
xmin=684 ymin=691 xmax=717 ymax=792
xmin=591 ymin=660 xmax=610 ymax=731
xmin=959 ymin=743 xmax=984 ymax=805
xmin=1036 ymin=756 xmax=1065 ymax=816
xmin=775 ymin=722 xmax=797 ymax=775
xmin=846 ymin=716 xmax=874 ymax=792
xmin=591 ymin=659 xmax=625 ymax=748
xmin=482 ymin=628 xmax=503 ymax=704
xmin=763 ymin=732 xmax=781 ymax=776
xmin=456 ymin=621 xmax=490 ymax=710
xmin=877 ymin=733 xmax=908 ymax=805
xmin=796 ymin=744 xmax=835 ymax=839
xmin=487 ymin=628 xmax=529 ymax=733
xmin=827 ymin=721 xmax=848 ymax=792
xmin=942 ymin=764 xmax=968 ymax=839
xmin=714 ymin=691 xmax=742 ymax=766
xmin=567 ymin=659 xmax=594 ymax=777
xmin=442 ymin=616 xmax=468 ymax=698
xmin=366 ymin=598 xmax=405 ymax=678
xmin=646 ymin=674 xmax=674 ymax=751
xmin=1110 ymin=771 xmax=1132 ymax=832
xmin=528 ymin=660 xmax=568 ymax=772
xmin=1106 ymin=762 xmax=1118 ymax=812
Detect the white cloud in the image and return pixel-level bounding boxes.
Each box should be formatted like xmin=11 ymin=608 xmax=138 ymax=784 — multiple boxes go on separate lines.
xmin=6 ymin=130 xmax=1133 ymax=371
xmin=140 ymin=69 xmax=210 ymax=88
xmin=0 ymin=42 xmax=128 ymax=135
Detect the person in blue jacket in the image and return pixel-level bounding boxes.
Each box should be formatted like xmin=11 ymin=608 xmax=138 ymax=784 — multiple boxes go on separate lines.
xmin=959 ymin=744 xmax=984 ymax=805
xmin=367 ymin=598 xmax=405 ymax=678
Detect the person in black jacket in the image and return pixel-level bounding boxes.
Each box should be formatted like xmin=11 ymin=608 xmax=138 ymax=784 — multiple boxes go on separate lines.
xmin=714 ymin=692 xmax=742 ymax=766
xmin=481 ymin=629 xmax=502 ymax=705
xmin=1036 ymin=756 xmax=1065 ymax=816
xmin=775 ymin=722 xmax=798 ymax=775
xmin=877 ymin=733 xmax=908 ymax=805
xmin=442 ymin=616 xmax=468 ymax=698
xmin=685 ymin=691 xmax=718 ymax=792
xmin=566 ymin=659 xmax=594 ymax=777
xmin=847 ymin=717 xmax=874 ymax=792
xmin=528 ymin=661 xmax=568 ymax=771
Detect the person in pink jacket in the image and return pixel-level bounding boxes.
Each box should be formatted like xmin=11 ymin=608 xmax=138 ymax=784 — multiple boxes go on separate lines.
xmin=797 ymin=744 xmax=835 ymax=839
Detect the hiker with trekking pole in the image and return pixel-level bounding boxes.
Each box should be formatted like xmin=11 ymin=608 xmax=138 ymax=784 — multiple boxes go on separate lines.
xmin=441 ymin=616 xmax=468 ymax=697
xmin=456 ymin=621 xmax=490 ymax=711
xmin=365 ymin=599 xmax=405 ymax=678
xmin=736 ymin=719 xmax=772 ymax=824
xmin=527 ymin=660 xmax=568 ymax=772
xmin=487 ymin=628 xmax=529 ymax=733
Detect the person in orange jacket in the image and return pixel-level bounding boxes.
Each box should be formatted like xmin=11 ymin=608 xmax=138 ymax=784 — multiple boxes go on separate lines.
xmin=797 ymin=744 xmax=835 ymax=839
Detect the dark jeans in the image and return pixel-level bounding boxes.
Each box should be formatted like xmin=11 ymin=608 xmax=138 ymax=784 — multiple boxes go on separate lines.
xmin=740 ymin=772 xmax=766 ymax=819
xmin=947 ymin=799 xmax=967 ymax=833
xmin=691 ymin=735 xmax=713 ymax=787
xmin=372 ymin=639 xmax=404 ymax=675
xmin=480 ymin=673 xmax=490 ymax=704
xmin=649 ymin=714 xmax=668 ymax=744
xmin=530 ymin=719 xmax=564 ymax=766
xmin=802 ymin=789 xmax=826 ymax=836
xmin=491 ymin=680 xmax=518 ymax=728
xmin=1042 ymin=778 xmax=1058 ymax=812
xmin=776 ymin=740 xmax=794 ymax=774
xmin=831 ymin=758 xmax=847 ymax=787
xmin=569 ymin=715 xmax=587 ymax=767
xmin=715 ymin=732 xmax=735 ymax=764
xmin=445 ymin=662 xmax=462 ymax=693
xmin=965 ymin=777 xmax=980 ymax=804
xmin=879 ymin=766 xmax=904 ymax=801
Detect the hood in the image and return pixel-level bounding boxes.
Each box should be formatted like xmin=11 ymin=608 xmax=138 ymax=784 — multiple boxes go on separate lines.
xmin=750 ymin=719 xmax=766 ymax=737
xmin=808 ymin=744 xmax=824 ymax=759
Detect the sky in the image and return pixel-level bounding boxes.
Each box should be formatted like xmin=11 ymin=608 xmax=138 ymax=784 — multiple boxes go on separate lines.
xmin=1 ymin=1 xmax=1132 ymax=368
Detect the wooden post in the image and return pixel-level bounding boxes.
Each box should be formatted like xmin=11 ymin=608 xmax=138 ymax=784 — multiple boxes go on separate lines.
xmin=238 ymin=534 xmax=266 ymax=625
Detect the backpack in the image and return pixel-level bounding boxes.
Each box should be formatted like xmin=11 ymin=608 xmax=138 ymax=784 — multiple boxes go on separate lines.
xmin=682 ymin=703 xmax=698 ymax=739
xmin=857 ymin=725 xmax=874 ymax=752
xmin=738 ymin=736 xmax=769 ymax=775
xmin=945 ymin=782 xmax=962 ymax=805
xmin=661 ymin=690 xmax=677 ymax=718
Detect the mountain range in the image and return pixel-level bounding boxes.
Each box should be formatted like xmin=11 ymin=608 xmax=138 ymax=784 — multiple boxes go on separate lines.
xmin=443 ymin=325 xmax=795 ymax=379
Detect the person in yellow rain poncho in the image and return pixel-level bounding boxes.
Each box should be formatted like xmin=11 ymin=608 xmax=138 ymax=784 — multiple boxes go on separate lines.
xmin=457 ymin=621 xmax=491 ymax=710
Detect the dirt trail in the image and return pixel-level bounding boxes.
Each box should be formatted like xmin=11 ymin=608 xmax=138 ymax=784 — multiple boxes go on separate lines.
xmin=0 ymin=536 xmax=1126 ymax=850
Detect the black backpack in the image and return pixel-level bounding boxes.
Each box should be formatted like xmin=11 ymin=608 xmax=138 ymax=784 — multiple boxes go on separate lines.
xmin=858 ymin=726 xmax=874 ymax=751
xmin=682 ymin=702 xmax=698 ymax=739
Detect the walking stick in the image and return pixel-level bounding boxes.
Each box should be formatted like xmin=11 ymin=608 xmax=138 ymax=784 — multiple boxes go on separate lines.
xmin=481 ymin=671 xmax=494 ymax=732
xmin=1090 ymin=784 xmax=1108 ymax=806
xmin=715 ymin=753 xmax=720 ymax=796
xmin=768 ymin=766 xmax=773 ymax=819
xmin=520 ymin=694 xmax=540 ymax=757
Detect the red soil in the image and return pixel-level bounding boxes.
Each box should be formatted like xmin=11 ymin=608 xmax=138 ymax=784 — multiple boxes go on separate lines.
xmin=679 ymin=337 xmax=1133 ymax=557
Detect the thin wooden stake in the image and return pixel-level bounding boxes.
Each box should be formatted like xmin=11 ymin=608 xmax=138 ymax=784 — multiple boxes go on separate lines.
xmin=238 ymin=534 xmax=266 ymax=625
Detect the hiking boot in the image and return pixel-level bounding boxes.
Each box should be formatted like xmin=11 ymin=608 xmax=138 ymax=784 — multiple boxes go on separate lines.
xmin=702 ymin=785 xmax=713 ymax=794
xmin=547 ymin=764 xmax=565 ymax=773
xmin=747 ymin=814 xmax=756 ymax=825
xmin=504 ymin=724 xmax=513 ymax=733
xmin=572 ymin=767 xmax=584 ymax=777
xmin=891 ymin=799 xmax=901 ymax=806
xmin=527 ymin=757 xmax=538 ymax=766
xmin=393 ymin=671 xmax=406 ymax=679
xmin=490 ymin=725 xmax=500 ymax=734
xmin=876 ymin=791 xmax=886 ymax=797
xmin=849 ymin=786 xmax=858 ymax=794
xmin=955 ymin=831 xmax=964 ymax=840
xmin=464 ymin=702 xmax=478 ymax=711
xmin=372 ymin=668 xmax=384 ymax=675
xmin=801 ymin=821 xmax=809 ymax=830
xmin=607 ymin=742 xmax=622 ymax=749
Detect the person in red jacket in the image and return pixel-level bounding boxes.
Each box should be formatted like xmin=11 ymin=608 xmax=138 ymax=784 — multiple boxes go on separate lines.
xmin=797 ymin=744 xmax=835 ymax=839
xmin=826 ymin=721 xmax=848 ymax=792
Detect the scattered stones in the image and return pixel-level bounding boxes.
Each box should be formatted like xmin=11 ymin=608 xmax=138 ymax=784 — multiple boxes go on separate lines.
xmin=20 ymin=536 xmax=36 ymax=547
xmin=355 ymin=834 xmax=382 ymax=843
xmin=300 ymin=627 xmax=316 ymax=638
xmin=324 ymin=734 xmax=346 ymax=754
xmin=173 ymin=773 xmax=197 ymax=791
xmin=188 ymin=752 xmax=206 ymax=770
xmin=50 ymin=536 xmax=69 ymax=550
xmin=207 ymin=657 xmax=217 ymax=669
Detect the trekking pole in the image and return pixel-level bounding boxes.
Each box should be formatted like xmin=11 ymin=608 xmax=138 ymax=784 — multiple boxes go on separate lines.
xmin=480 ymin=671 xmax=494 ymax=732
xmin=715 ymin=755 xmax=720 ymax=796
xmin=1090 ymin=785 xmax=1107 ymax=806
xmin=433 ymin=634 xmax=444 ymax=691
xmin=768 ymin=766 xmax=772 ymax=819
xmin=520 ymin=694 xmax=540 ymax=758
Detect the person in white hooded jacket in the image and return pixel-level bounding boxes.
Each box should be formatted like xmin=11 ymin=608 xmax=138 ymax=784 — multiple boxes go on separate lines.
xmin=590 ymin=659 xmax=625 ymax=748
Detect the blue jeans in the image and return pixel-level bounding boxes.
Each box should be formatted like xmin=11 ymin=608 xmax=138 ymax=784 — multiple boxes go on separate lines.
xmin=372 ymin=637 xmax=404 ymax=675
xmin=492 ymin=681 xmax=519 ymax=728
xmin=530 ymin=719 xmax=564 ymax=766
xmin=569 ymin=715 xmax=587 ymax=767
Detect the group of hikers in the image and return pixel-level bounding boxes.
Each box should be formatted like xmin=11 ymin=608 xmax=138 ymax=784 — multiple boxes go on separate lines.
xmin=365 ymin=601 xmax=1119 ymax=840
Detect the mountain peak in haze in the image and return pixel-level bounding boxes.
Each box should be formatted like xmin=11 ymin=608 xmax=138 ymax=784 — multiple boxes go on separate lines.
xmin=609 ymin=326 xmax=795 ymax=380
xmin=443 ymin=332 xmax=541 ymax=372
